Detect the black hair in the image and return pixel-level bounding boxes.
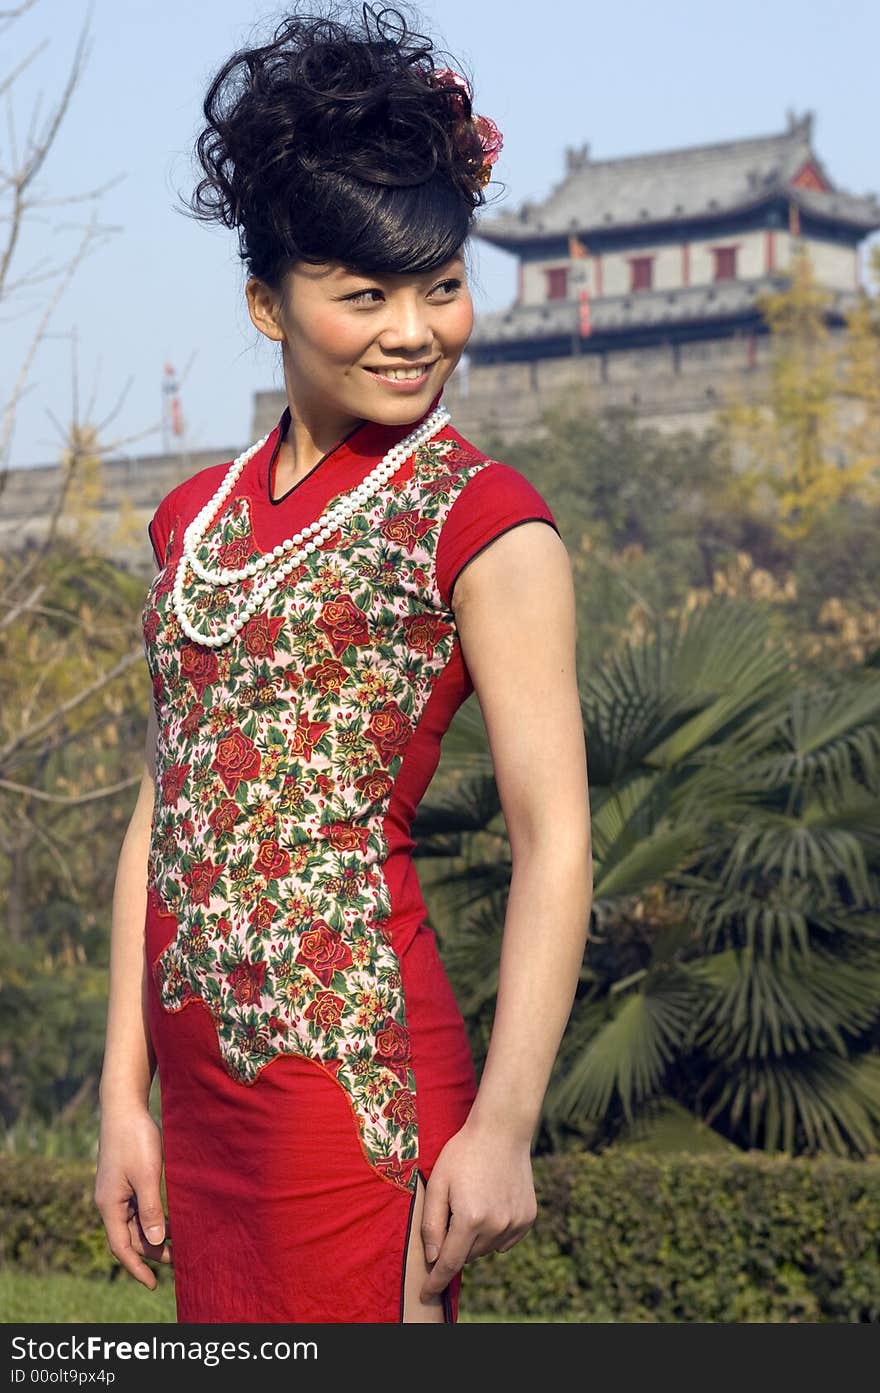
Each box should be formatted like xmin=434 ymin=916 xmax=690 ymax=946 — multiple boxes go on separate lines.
xmin=179 ymin=2 xmax=501 ymax=291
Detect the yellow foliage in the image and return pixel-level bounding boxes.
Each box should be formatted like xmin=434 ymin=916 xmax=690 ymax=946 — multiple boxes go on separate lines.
xmin=109 ymin=494 xmax=146 ymax=552
xmin=685 ymin=551 xmax=797 ymax=609
xmin=715 ymin=245 xmax=880 ymax=539
xmin=62 ymin=422 xmax=106 ymax=545
xmin=807 ymin=596 xmax=880 ymax=665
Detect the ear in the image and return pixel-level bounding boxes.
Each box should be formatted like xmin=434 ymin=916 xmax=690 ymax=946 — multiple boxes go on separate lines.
xmin=245 ymin=276 xmax=285 ymax=343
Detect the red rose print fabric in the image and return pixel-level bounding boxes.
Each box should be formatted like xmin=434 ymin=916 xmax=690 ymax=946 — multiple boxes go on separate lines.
xmin=140 ymin=396 xmax=559 ymax=1320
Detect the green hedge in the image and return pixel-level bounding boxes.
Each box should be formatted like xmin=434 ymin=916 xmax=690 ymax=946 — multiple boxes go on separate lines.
xmin=462 ymin=1151 xmax=880 ymax=1322
xmin=0 ymin=1156 xmax=172 ymax=1287
xmin=3 ymin=1151 xmax=879 ymax=1320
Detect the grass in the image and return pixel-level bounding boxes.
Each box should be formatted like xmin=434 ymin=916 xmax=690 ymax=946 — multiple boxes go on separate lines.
xmin=2 ymin=1270 xmax=177 ymax=1323
xmin=1 ymin=1270 xmax=571 ymax=1323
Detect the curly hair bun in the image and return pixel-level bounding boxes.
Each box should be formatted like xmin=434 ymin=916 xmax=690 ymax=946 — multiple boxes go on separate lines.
xmin=181 ymin=3 xmax=499 ymax=286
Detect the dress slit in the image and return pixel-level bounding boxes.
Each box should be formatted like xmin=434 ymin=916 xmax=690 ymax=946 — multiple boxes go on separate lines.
xmin=398 ymin=1167 xmax=453 ymax=1322
xmin=398 ymin=1175 xmax=420 ymax=1322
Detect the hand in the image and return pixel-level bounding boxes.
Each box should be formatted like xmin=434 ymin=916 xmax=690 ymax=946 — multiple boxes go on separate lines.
xmin=94 ymin=1101 xmax=173 ymax=1289
xmin=419 ymin=1120 xmax=538 ymax=1302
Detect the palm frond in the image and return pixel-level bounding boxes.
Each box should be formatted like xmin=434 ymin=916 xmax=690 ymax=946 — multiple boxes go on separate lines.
xmin=430 ymin=696 xmax=494 ymax=772
xmin=698 ymin=1052 xmax=880 ymax=1156
xmin=413 ymin=771 xmax=501 ymax=842
xmin=741 ymin=679 xmax=880 ymax=802
xmin=594 ymin=820 xmax=701 ymax=903
xmin=720 ymin=809 xmax=874 ymax=906
xmin=439 ymin=893 xmax=507 ymax=1014
xmin=420 ymin=856 xmax=512 ymax=920
xmin=546 ymin=968 xmax=700 ymax=1123
xmin=585 ymin=599 xmax=788 ymax=778
xmin=690 ymin=945 xmax=880 ymax=1060
xmin=589 ymin=770 xmax=708 ymax=902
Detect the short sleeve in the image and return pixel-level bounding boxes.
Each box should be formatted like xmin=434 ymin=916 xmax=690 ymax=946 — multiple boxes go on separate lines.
xmin=147 ymin=487 xmax=181 ymax=569
xmin=435 ymin=461 xmax=561 ymax=609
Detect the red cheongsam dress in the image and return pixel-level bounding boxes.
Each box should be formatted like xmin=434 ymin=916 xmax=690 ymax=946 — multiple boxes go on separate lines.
xmin=141 ymin=387 xmax=561 ymax=1323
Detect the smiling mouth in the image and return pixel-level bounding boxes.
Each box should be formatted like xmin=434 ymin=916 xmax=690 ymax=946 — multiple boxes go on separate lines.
xmin=363 ymin=361 xmax=439 ymax=380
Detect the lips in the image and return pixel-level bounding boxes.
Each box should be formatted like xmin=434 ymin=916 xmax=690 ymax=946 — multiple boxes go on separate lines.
xmin=361 ymin=362 xmax=439 ymax=394
xmin=364 ymin=360 xmax=439 ymax=381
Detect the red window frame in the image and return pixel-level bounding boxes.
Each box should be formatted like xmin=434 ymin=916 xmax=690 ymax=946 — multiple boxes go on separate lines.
xmin=629 ymin=256 xmax=653 ymax=291
xmin=713 ymin=246 xmax=737 ymax=280
xmin=545 ymin=266 xmax=569 ymax=300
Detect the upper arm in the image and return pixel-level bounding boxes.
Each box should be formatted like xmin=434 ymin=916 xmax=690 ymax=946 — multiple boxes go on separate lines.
xmin=143 ymin=690 xmax=158 ymax=787
xmin=452 ymin=520 xmax=590 ymax=863
xmin=136 ymin=565 xmax=161 ymax=816
xmin=127 ymin=692 xmax=157 ymax=834
xmin=435 ymin=460 xmax=560 ymax=612
xmin=143 ymin=552 xmax=163 ymax=788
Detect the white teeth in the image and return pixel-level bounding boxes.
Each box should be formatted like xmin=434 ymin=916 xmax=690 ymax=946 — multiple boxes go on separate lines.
xmin=371 ymin=367 xmax=426 ymax=380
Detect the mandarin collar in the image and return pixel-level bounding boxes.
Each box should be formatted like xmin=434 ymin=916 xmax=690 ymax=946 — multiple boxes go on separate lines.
xmin=255 ymin=388 xmax=446 ymax=498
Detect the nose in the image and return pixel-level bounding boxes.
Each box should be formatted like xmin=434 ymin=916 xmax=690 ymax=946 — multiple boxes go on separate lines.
xmin=378 ymin=297 xmax=435 ymax=356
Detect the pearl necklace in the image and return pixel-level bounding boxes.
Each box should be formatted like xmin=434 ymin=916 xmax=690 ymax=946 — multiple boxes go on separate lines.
xmin=172 ymin=403 xmax=451 ymax=649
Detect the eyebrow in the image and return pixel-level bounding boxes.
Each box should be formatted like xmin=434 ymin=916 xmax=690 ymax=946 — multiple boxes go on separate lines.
xmin=335 ymin=254 xmax=464 ymax=281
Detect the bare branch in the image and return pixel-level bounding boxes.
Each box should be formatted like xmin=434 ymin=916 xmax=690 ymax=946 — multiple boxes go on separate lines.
xmin=0 ymin=589 xmax=133 ymax=634
xmin=20 ymin=805 xmax=82 ymax=899
xmin=0 ymin=645 xmax=143 ymax=765
xmin=0 ymin=577 xmax=47 ymax=631
xmin=0 ymin=772 xmax=141 ymax=803
xmin=18 ymin=171 xmax=127 ymax=209
xmin=14 ymin=15 xmax=92 ymax=198
xmin=0 ymin=14 xmax=93 ymax=293
xmin=0 ymin=1 xmax=40 ymax=30
xmin=0 ymin=36 xmax=49 ymax=104
xmin=0 ymin=208 xmax=114 ymax=493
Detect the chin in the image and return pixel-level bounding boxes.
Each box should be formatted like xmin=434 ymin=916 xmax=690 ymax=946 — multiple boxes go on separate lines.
xmin=353 ymin=382 xmax=447 ymax=420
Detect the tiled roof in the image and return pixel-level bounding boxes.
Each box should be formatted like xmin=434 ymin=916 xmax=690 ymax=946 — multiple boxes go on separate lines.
xmin=467 ymin=276 xmax=863 ymax=347
xmin=476 ymin=111 xmax=880 ymax=245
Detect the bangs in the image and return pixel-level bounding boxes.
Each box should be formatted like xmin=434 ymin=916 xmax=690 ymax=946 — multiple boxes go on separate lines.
xmin=282 ymin=171 xmax=474 ymax=279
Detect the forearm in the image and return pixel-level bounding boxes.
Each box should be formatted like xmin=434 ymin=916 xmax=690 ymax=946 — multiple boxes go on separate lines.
xmin=466 ymin=839 xmax=592 ymax=1144
xmin=99 ymin=790 xmax=157 ymax=1111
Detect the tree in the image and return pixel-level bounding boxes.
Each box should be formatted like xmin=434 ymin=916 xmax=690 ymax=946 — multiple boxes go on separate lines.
xmin=416 ymin=597 xmax=880 ymax=1159
xmin=0 ymin=2 xmax=158 ymax=1147
xmin=716 ymin=244 xmax=880 ymax=538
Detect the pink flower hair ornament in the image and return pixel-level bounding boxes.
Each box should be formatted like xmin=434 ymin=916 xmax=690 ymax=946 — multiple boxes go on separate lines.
xmin=428 ymin=66 xmax=503 ymax=190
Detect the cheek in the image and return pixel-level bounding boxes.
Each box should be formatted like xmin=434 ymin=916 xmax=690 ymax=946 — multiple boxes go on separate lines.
xmin=306 ymin=307 xmax=367 ymax=364
xmin=445 ymin=297 xmax=474 ymax=349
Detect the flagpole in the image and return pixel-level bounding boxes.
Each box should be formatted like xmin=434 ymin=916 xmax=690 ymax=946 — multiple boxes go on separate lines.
xmin=568 ymin=234 xmax=592 ymax=355
xmin=162 ymin=362 xmax=185 ymax=453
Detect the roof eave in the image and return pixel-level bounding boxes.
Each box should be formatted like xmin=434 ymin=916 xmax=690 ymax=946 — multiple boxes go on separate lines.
xmin=475 ymin=185 xmax=880 ymax=248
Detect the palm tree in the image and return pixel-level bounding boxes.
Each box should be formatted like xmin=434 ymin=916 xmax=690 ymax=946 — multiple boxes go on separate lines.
xmin=414 ymin=597 xmax=880 ymax=1158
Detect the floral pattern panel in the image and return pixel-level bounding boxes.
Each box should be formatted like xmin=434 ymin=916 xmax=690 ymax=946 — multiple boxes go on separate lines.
xmin=141 ymin=437 xmax=491 ymax=1191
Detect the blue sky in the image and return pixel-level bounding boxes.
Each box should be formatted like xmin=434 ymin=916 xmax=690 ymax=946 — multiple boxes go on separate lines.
xmin=5 ymin=0 xmax=878 ymax=471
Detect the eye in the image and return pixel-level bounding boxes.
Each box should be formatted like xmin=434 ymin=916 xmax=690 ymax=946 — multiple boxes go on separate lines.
xmin=432 ymin=277 xmax=463 ymax=296
xmin=346 ymin=287 xmax=383 ymax=305
xmin=342 ymin=277 xmax=463 ymax=305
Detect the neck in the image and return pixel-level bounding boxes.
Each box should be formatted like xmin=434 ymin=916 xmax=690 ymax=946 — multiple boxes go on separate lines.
xmin=278 ymin=380 xmax=446 ymax=485
xmin=280 ymin=404 xmax=365 ymax=481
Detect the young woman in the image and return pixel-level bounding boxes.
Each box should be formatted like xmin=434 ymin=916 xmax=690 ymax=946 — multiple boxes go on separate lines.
xmin=95 ymin=3 xmax=591 ymax=1324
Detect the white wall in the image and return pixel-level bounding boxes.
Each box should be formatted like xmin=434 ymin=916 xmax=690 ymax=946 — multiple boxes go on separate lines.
xmin=520 ymin=230 xmax=857 ymax=304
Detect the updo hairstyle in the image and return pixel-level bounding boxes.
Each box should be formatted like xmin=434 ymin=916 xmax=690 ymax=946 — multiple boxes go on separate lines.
xmin=180 ymin=2 xmax=502 ymax=292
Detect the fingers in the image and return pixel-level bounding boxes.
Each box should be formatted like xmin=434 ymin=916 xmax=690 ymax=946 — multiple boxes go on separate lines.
xmin=128 ymin=1211 xmax=174 ymax=1266
xmin=132 ymin=1184 xmax=167 ymax=1247
xmin=420 ymin=1172 xmax=450 ymax=1267
xmin=98 ymin=1194 xmax=161 ymax=1290
xmin=420 ymin=1196 xmax=538 ymax=1299
xmin=466 ymin=1223 xmax=516 ymax=1261
xmin=420 ymin=1210 xmax=479 ymax=1300
xmin=95 ymin=1168 xmax=171 ymax=1288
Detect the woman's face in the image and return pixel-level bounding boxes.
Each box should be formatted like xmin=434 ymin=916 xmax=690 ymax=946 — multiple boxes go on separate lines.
xmin=246 ymin=248 xmax=474 ymax=429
